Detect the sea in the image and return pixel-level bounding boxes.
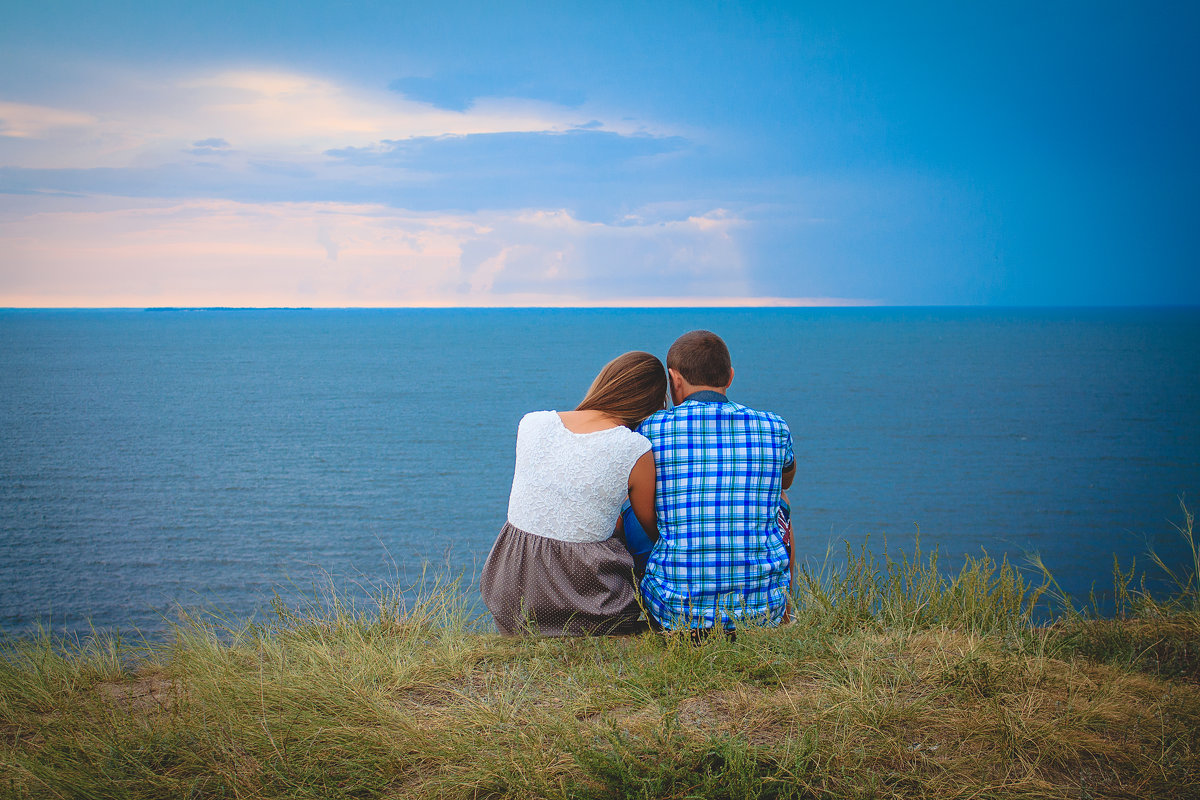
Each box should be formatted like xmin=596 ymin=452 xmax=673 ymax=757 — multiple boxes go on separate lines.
xmin=2 ymin=307 xmax=1198 ymax=638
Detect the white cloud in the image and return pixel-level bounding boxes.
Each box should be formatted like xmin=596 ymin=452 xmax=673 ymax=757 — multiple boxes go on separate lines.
xmin=0 ymin=101 xmax=97 ymax=138
xmin=0 ymin=68 xmax=670 ymax=170
xmin=0 ymin=196 xmax=866 ymax=307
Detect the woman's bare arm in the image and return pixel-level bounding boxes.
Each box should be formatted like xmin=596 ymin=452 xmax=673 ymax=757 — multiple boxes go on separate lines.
xmin=627 ymin=450 xmax=658 ymax=544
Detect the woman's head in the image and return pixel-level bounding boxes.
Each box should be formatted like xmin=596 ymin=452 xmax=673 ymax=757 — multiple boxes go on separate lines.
xmin=576 ymin=351 xmax=668 ymax=428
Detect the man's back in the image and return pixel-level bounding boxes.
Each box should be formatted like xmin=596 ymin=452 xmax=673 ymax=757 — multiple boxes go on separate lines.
xmin=638 ymin=392 xmax=793 ymax=629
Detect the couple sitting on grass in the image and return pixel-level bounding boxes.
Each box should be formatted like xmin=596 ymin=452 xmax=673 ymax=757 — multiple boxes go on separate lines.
xmin=480 ymin=330 xmax=796 ymax=636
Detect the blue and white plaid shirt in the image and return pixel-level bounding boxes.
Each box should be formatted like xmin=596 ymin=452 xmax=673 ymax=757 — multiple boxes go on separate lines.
xmin=637 ymin=391 xmax=794 ymax=629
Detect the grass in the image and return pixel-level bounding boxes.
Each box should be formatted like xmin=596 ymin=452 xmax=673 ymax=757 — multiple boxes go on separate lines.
xmin=2 ymin=509 xmax=1198 ymax=799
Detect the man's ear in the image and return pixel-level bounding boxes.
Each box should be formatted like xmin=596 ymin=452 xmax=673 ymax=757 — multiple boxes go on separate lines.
xmin=667 ymin=368 xmax=685 ymax=405
xmin=724 ymin=367 xmax=734 ymax=391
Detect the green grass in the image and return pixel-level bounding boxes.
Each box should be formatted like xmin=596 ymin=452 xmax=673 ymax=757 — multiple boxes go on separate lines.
xmin=2 ymin=508 xmax=1198 ymax=799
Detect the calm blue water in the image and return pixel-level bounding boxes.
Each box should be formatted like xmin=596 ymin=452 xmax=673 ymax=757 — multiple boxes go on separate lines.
xmin=2 ymin=308 xmax=1198 ymax=637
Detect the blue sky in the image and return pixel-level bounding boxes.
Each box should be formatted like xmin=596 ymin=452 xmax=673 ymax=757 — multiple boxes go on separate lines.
xmin=1 ymin=1 xmax=1196 ymax=306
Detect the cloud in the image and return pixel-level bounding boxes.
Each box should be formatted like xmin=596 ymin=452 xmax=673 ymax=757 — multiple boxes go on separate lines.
xmin=388 ymin=74 xmax=586 ymax=112
xmin=327 ymin=129 xmax=686 ymax=172
xmin=0 ymin=101 xmax=96 ymax=138
xmin=0 ymin=69 xmax=668 ymax=172
xmin=0 ymin=69 xmax=689 ymax=225
xmin=1 ymin=126 xmax=698 ymax=220
xmin=189 ymin=137 xmax=232 ymax=156
xmin=0 ymin=68 xmax=887 ymax=306
xmin=0 ymin=196 xmax=866 ymax=307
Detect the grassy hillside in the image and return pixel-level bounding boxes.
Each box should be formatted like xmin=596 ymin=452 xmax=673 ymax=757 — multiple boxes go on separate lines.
xmin=2 ymin=512 xmax=1198 ymax=799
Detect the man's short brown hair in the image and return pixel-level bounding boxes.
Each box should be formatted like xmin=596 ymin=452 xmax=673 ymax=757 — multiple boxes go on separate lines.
xmin=666 ymin=330 xmax=732 ymax=388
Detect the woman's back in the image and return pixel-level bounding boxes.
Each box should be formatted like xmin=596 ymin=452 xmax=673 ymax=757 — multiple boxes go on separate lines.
xmin=506 ymin=411 xmax=650 ymax=543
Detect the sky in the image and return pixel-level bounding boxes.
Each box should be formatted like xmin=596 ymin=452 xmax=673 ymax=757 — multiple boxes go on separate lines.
xmin=1 ymin=1 xmax=1197 ymax=307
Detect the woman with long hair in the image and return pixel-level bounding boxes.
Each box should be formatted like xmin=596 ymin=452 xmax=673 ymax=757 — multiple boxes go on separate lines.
xmin=480 ymin=351 xmax=666 ymax=636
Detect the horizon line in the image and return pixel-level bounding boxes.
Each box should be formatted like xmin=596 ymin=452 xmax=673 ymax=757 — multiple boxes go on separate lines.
xmin=3 ymin=303 xmax=1199 ymax=311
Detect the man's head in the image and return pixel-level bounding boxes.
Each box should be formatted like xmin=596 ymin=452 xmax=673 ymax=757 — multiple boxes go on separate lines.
xmin=666 ymin=330 xmax=733 ymax=404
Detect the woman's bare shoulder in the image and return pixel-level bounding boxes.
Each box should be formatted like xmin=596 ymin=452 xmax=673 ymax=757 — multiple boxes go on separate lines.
xmin=556 ymin=410 xmax=622 ymax=435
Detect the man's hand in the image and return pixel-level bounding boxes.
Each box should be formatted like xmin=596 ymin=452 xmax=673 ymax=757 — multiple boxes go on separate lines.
xmin=782 ymin=461 xmax=795 ymax=490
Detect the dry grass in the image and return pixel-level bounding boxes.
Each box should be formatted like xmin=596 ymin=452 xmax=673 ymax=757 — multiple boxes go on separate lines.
xmin=2 ymin=514 xmax=1199 ymax=799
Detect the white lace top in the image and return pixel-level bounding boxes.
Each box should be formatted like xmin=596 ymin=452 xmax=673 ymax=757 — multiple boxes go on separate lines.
xmin=506 ymin=411 xmax=652 ymax=543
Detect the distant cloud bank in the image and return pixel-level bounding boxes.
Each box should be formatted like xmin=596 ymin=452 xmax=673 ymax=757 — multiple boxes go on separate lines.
xmin=1 ymin=197 xmax=861 ymax=308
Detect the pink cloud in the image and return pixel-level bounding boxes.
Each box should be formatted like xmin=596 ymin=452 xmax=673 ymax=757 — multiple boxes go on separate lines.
xmin=0 ymin=196 xmax=876 ymax=307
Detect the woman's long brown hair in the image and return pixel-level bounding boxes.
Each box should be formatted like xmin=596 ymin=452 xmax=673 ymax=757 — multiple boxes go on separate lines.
xmin=575 ymin=351 xmax=668 ymax=429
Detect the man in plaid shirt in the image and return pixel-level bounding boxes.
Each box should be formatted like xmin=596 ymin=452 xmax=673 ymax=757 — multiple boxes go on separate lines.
xmin=636 ymin=330 xmax=795 ymax=631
